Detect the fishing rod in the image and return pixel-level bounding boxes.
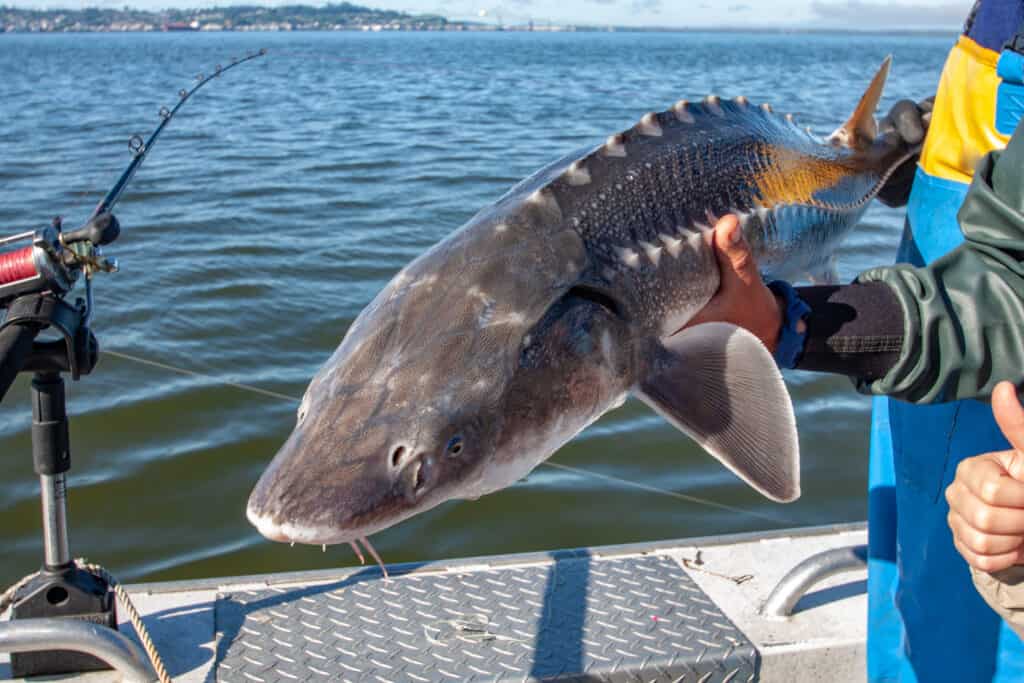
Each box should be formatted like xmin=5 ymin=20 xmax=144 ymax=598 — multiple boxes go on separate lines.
xmin=0 ymin=49 xmax=264 ymax=681
xmin=0 ymin=47 xmax=266 ymax=317
xmin=92 ymin=47 xmax=266 ymax=220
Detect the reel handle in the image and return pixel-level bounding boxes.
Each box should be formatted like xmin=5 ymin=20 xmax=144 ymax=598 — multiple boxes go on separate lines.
xmin=61 ymin=213 xmax=120 ymax=247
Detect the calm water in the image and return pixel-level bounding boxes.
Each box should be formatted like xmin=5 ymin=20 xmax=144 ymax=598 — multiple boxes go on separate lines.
xmin=0 ymin=30 xmax=953 ymax=587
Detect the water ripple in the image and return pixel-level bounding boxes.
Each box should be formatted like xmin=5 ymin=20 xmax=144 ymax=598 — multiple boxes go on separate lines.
xmin=0 ymin=30 xmax=952 ymax=585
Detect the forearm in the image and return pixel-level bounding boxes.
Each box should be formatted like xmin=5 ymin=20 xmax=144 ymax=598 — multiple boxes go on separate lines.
xmin=855 ymin=123 xmax=1024 ymax=404
xmin=791 ymin=282 xmax=904 ymax=383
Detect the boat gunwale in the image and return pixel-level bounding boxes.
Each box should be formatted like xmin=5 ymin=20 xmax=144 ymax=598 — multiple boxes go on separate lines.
xmin=124 ymin=520 xmax=867 ymax=595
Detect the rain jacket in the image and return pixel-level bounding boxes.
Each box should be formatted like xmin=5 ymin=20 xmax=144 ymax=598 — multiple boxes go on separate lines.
xmin=858 ymin=120 xmax=1024 ymax=645
xmin=850 ymin=4 xmax=1024 ymax=678
xmin=859 ymin=122 xmax=1024 ymax=405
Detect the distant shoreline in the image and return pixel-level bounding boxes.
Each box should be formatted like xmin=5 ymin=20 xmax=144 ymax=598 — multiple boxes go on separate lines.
xmin=0 ymin=3 xmax=961 ymax=37
xmin=0 ymin=26 xmax=961 ymax=36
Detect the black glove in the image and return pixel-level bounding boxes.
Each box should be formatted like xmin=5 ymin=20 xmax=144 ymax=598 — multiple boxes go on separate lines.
xmin=876 ymin=96 xmax=934 ymax=208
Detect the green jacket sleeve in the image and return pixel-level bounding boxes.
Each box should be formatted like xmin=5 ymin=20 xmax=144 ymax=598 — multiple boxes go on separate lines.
xmin=857 ymin=121 xmax=1024 ymax=404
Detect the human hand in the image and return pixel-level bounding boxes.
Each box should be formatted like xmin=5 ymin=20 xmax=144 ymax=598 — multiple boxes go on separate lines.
xmin=946 ymin=381 xmax=1024 ymax=572
xmin=686 ymin=215 xmax=785 ymax=353
xmin=876 ymin=96 xmax=934 ymax=208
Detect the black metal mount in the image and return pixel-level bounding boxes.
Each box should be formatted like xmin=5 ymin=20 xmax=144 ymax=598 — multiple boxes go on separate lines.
xmin=9 ymin=567 xmax=118 ymax=677
xmin=0 ymin=291 xmax=115 ymax=678
xmin=0 ymin=293 xmax=98 ymax=401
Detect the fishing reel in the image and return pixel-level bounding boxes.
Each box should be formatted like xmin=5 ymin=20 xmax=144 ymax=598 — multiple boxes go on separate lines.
xmin=0 ymin=213 xmax=120 ymax=311
xmin=0 ymin=48 xmax=265 ymax=680
xmin=0 ymin=213 xmax=121 ymax=679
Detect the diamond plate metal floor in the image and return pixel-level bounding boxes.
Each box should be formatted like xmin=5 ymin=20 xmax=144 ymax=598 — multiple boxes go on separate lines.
xmin=213 ymin=554 xmax=758 ymax=682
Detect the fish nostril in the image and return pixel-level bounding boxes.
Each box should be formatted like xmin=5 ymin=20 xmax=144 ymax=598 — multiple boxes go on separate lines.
xmin=405 ymin=453 xmax=433 ymax=499
xmin=390 ymin=445 xmax=407 ymax=469
xmin=413 ymin=457 xmax=428 ymax=492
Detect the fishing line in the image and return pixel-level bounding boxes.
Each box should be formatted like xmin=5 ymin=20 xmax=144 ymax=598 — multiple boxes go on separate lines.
xmin=97 ymin=348 xmax=796 ymax=525
xmin=13 ymin=46 xmax=801 ymax=550
xmin=540 ymin=461 xmax=795 ymax=525
xmin=101 ymin=349 xmax=301 ymax=403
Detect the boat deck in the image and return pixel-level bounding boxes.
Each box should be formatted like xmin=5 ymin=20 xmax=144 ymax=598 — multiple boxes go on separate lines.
xmin=1 ymin=523 xmax=868 ymax=682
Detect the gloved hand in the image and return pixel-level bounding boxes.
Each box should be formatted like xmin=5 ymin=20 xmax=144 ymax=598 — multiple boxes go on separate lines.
xmin=876 ymin=96 xmax=934 ymax=208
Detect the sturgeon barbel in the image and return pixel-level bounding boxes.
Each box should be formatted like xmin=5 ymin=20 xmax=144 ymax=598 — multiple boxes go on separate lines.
xmin=248 ymin=57 xmax=907 ymax=546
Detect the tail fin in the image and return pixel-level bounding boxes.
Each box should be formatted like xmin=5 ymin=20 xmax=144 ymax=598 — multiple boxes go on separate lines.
xmin=829 ymin=55 xmax=891 ymax=149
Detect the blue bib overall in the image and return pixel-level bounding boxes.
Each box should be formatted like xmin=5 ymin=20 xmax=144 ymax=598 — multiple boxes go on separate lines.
xmin=868 ymin=3 xmax=1024 ymax=680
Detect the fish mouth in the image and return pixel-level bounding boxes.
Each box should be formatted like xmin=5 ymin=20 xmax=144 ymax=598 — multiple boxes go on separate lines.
xmin=245 ymin=469 xmax=421 ymax=547
xmin=245 ymin=503 xmax=350 ymax=545
xmin=247 ymin=499 xmax=393 ymax=577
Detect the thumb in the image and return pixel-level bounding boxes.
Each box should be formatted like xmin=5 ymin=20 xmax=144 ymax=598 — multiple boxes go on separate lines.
xmin=712 ymin=214 xmax=758 ymax=287
xmin=992 ymin=380 xmax=1024 ymax=479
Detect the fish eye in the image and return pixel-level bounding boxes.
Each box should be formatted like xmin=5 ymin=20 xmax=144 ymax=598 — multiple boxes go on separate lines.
xmin=446 ymin=436 xmax=464 ymax=457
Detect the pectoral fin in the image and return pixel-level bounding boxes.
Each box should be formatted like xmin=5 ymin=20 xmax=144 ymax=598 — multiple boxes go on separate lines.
xmin=635 ymin=323 xmax=800 ymax=502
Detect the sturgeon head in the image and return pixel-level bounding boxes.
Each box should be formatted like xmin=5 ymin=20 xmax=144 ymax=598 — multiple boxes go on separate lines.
xmin=248 ymin=56 xmax=903 ymax=546
xmin=247 ymin=170 xmax=637 ymax=544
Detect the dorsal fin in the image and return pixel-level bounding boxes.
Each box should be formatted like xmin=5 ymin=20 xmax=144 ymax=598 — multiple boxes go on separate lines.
xmin=829 ymin=55 xmax=891 ymax=149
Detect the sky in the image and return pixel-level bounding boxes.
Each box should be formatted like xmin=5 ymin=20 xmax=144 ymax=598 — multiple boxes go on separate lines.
xmin=403 ymin=0 xmax=974 ymax=29
xmin=16 ymin=0 xmax=976 ymax=29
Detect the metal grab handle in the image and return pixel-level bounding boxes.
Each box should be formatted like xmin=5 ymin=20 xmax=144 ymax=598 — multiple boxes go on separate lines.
xmin=0 ymin=618 xmax=157 ymax=682
xmin=761 ymin=544 xmax=868 ymax=618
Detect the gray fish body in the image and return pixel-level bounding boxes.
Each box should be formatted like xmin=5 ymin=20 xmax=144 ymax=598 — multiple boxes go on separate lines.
xmin=248 ymin=64 xmax=905 ymax=546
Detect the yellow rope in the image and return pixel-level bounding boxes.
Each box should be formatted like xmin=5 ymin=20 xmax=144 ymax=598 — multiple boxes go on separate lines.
xmin=75 ymin=558 xmax=172 ymax=683
xmin=0 ymin=571 xmax=36 ymax=616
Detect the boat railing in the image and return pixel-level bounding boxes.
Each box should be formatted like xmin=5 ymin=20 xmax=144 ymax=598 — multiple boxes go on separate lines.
xmin=0 ymin=617 xmax=156 ymax=682
xmin=761 ymin=543 xmax=868 ymax=618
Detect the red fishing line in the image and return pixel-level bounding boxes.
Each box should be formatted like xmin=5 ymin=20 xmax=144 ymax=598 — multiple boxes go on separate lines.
xmin=0 ymin=246 xmax=37 ymax=286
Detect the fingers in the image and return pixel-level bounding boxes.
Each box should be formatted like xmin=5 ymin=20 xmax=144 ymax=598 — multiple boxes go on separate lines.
xmin=952 ymin=451 xmax=1024 ymax=508
xmin=948 ymin=507 xmax=1024 ymax=554
xmin=711 ymin=214 xmax=758 ymax=287
xmin=993 ymin=381 xmax=1024 ymax=460
xmin=685 ymin=214 xmax=782 ymax=350
xmin=952 ymin=531 xmax=1024 ymax=573
xmin=946 ymin=464 xmax=1024 ymax=534
xmin=946 ymin=448 xmax=1024 ymax=571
